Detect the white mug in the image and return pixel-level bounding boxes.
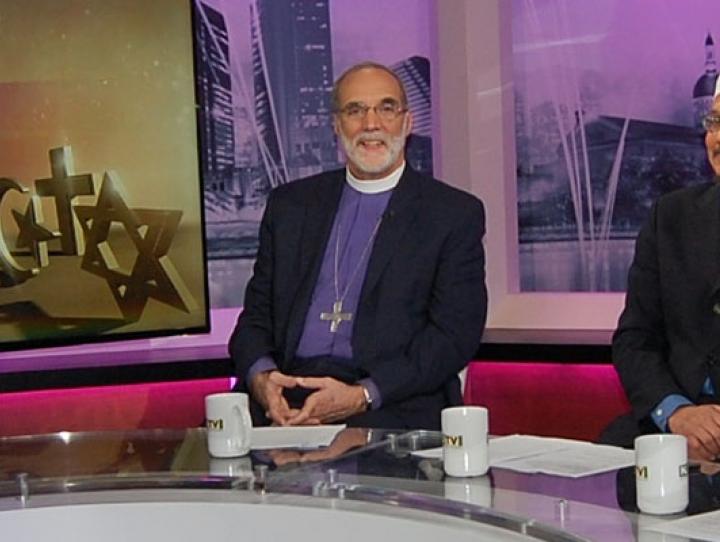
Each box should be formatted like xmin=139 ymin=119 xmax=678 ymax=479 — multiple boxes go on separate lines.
xmin=634 ymin=434 xmax=689 ymax=515
xmin=441 ymin=406 xmax=489 ymax=477
xmin=205 ymin=392 xmax=253 ymax=458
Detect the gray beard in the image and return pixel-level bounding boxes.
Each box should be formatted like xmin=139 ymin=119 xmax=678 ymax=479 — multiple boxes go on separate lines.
xmin=339 ymin=124 xmax=408 ymax=176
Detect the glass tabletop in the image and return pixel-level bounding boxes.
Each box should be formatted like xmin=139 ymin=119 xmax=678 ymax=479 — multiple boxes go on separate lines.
xmin=1 ymin=428 xmax=718 ymax=541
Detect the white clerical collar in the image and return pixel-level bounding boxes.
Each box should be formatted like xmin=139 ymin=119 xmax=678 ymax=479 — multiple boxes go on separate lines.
xmin=345 ymin=162 xmax=405 ymax=194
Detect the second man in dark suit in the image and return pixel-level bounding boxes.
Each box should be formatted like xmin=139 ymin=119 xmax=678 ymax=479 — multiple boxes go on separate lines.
xmin=611 ymin=80 xmax=720 ymax=460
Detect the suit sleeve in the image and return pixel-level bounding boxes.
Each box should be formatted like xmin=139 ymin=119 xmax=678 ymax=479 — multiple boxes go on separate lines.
xmin=228 ymin=192 xmax=278 ymax=388
xmin=368 ymin=198 xmax=487 ymax=404
xmin=612 ymin=200 xmax=686 ymax=420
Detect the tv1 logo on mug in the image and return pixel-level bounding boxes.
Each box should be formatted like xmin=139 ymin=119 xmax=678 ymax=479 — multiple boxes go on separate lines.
xmin=634 ymin=434 xmax=689 ymax=515
xmin=205 ymin=392 xmax=253 ymax=458
xmin=441 ymin=406 xmax=489 ymax=477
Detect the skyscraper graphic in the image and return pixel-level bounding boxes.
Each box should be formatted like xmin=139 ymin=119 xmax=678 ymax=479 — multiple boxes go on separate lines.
xmin=250 ymin=1 xmax=288 ymax=190
xmin=392 ymin=56 xmax=433 ymax=176
xmin=195 ymin=2 xmax=235 ymax=192
xmin=393 ymin=56 xmax=431 ymax=137
xmin=251 ymin=0 xmax=339 ymax=185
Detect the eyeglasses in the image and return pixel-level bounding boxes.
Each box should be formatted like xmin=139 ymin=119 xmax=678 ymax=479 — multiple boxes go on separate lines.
xmin=702 ymin=114 xmax=720 ymax=133
xmin=337 ymin=100 xmax=408 ymax=122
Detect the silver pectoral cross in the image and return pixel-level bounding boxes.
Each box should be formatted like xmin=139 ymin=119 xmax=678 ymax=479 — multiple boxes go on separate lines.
xmin=320 ymin=300 xmax=353 ymax=333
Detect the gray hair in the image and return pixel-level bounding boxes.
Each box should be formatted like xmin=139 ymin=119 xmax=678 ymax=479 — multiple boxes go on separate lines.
xmin=331 ymin=61 xmax=408 ymax=112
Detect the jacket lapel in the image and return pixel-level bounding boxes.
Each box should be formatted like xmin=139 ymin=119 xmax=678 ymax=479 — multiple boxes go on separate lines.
xmin=694 ymin=182 xmax=720 ymax=299
xmin=687 ymin=181 xmax=720 ymax=361
xmin=359 ymin=167 xmax=421 ymax=299
xmin=284 ymin=171 xmax=345 ymax=361
xmin=297 ymin=171 xmax=345 ymax=277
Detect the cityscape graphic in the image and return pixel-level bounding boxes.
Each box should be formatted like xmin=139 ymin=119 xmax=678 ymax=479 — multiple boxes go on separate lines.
xmin=513 ymin=0 xmax=719 ymax=292
xmin=195 ymin=0 xmax=719 ymax=300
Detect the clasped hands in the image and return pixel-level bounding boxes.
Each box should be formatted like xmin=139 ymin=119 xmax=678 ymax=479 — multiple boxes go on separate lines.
xmin=250 ymin=370 xmax=367 ymax=426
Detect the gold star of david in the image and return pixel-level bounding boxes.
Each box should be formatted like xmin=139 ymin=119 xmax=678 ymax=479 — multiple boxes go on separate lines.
xmin=75 ymin=171 xmax=197 ymax=322
xmin=12 ymin=195 xmax=59 ymax=268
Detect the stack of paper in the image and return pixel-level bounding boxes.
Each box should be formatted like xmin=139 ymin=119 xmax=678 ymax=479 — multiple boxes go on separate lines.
xmin=412 ymin=434 xmax=635 ymax=478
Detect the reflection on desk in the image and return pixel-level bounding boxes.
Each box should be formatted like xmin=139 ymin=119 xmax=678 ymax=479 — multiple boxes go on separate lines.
xmin=1 ymin=429 xmax=720 ymax=541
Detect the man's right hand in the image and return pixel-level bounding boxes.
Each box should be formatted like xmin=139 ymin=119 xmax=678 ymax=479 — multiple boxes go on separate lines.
xmin=668 ymin=404 xmax=720 ymax=461
xmin=249 ymin=370 xmax=301 ymax=426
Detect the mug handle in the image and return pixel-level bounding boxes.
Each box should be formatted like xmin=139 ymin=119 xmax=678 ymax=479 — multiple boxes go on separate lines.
xmin=232 ymin=404 xmax=253 ymax=454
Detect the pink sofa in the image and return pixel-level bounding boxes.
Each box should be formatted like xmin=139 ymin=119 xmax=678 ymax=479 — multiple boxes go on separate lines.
xmin=464 ymin=362 xmax=631 ymax=441
xmin=0 ymin=362 xmax=631 ymax=440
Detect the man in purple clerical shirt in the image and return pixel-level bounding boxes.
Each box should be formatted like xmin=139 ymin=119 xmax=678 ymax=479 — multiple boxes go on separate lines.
xmin=229 ymin=62 xmax=487 ymax=430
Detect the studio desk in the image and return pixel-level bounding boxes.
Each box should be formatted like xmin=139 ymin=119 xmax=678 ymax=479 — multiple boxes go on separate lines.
xmin=0 ymin=428 xmax=717 ymax=542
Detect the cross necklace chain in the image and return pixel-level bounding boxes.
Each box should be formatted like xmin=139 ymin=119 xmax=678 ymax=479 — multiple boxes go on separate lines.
xmin=320 ymin=218 xmax=383 ymax=332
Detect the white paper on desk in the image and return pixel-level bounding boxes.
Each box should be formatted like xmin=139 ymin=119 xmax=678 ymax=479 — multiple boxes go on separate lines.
xmin=494 ymin=442 xmax=634 ymax=478
xmin=643 ymin=509 xmax=720 ymax=542
xmin=410 ymin=434 xmax=634 ymax=478
xmin=251 ymin=425 xmax=346 ymax=450
xmin=487 ymin=435 xmax=576 ymax=463
xmin=410 ymin=435 xmax=582 ymax=461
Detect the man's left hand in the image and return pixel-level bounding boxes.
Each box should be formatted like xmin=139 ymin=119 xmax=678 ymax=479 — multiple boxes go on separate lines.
xmin=285 ymin=377 xmax=366 ymax=425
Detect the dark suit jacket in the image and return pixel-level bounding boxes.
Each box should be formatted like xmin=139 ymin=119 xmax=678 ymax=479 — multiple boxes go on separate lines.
xmin=613 ymin=181 xmax=720 ymax=422
xmin=229 ymin=166 xmax=487 ymax=428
